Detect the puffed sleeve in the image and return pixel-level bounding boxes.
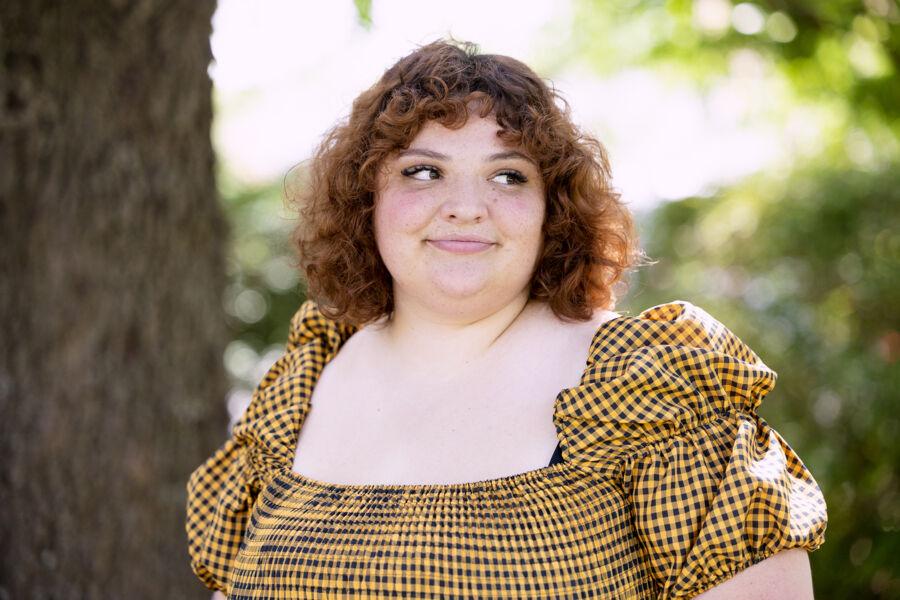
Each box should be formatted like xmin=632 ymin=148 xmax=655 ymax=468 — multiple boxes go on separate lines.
xmin=184 ymin=300 xmax=357 ymax=592
xmin=184 ymin=436 xmax=254 ymax=592
xmin=556 ymin=301 xmax=828 ymax=599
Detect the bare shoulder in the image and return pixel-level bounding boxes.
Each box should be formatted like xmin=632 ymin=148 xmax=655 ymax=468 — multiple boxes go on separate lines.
xmin=554 ymin=305 xmax=621 ymax=337
xmin=523 ymin=302 xmax=621 ymax=356
xmin=528 ymin=301 xmax=619 ymax=329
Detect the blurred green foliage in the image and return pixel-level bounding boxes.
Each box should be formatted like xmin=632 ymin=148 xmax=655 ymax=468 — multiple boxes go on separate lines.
xmin=353 ymin=0 xmax=372 ymax=30
xmin=217 ymin=0 xmax=899 ymax=597
xmin=567 ymin=0 xmax=898 ymax=127
xmin=216 ymin=175 xmax=308 ymax=414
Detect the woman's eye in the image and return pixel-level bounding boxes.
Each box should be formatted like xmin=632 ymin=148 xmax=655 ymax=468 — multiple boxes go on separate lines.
xmin=401 ymin=165 xmax=441 ymax=181
xmin=491 ymin=170 xmax=528 ymax=186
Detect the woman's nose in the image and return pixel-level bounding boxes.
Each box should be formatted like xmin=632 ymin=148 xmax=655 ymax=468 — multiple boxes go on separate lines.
xmin=439 ymin=178 xmax=488 ymax=222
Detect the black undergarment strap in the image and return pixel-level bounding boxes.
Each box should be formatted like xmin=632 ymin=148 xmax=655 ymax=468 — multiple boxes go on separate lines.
xmin=548 ymin=440 xmax=564 ymax=466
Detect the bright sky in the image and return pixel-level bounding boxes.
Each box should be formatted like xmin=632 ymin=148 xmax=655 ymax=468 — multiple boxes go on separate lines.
xmin=210 ymin=0 xmax=810 ymax=213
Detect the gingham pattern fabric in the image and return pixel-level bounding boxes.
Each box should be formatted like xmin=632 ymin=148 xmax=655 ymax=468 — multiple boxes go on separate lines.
xmin=186 ymin=300 xmax=827 ymax=599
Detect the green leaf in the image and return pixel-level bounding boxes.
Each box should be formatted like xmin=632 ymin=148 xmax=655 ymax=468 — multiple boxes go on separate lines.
xmin=354 ymin=0 xmax=372 ymax=30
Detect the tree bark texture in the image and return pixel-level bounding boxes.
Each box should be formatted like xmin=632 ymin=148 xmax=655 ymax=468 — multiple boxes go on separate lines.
xmin=0 ymin=1 xmax=228 ymax=598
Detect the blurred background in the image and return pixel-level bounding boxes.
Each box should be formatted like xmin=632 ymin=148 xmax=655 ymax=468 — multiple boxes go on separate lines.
xmin=2 ymin=0 xmax=897 ymax=598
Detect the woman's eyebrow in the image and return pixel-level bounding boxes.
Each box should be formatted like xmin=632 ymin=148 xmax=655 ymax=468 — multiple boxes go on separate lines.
xmin=396 ymin=148 xmax=535 ymax=165
xmin=487 ymin=150 xmax=536 ymax=165
xmin=396 ymin=148 xmax=448 ymax=160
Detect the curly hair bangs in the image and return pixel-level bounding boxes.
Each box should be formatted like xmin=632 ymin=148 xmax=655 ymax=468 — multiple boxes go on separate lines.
xmin=289 ymin=39 xmax=643 ymax=326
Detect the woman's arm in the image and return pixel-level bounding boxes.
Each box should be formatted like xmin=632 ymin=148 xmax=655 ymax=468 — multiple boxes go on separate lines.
xmin=211 ymin=592 xmax=226 ymax=600
xmin=693 ymin=549 xmax=814 ymax=600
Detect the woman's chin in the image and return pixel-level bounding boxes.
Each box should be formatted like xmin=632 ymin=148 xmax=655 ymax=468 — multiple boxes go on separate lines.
xmin=392 ymin=267 xmax=527 ymax=307
xmin=394 ymin=277 xmax=495 ymax=309
xmin=430 ymin=280 xmax=491 ymax=300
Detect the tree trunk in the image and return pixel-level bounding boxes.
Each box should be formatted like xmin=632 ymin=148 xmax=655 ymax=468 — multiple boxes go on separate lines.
xmin=0 ymin=1 xmax=228 ymax=598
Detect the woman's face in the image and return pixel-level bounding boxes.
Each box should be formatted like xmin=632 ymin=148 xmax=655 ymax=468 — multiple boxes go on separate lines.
xmin=373 ymin=114 xmax=546 ymax=316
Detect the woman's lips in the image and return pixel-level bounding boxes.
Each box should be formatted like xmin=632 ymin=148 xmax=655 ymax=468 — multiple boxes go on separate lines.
xmin=426 ymin=240 xmax=496 ymax=254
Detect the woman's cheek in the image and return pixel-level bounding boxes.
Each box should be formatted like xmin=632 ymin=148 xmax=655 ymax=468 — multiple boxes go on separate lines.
xmin=492 ymin=193 xmax=544 ymax=236
xmin=379 ymin=189 xmax=435 ymax=234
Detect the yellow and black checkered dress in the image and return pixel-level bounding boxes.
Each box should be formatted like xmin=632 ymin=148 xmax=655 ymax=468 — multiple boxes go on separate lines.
xmin=186 ymin=300 xmax=827 ymax=599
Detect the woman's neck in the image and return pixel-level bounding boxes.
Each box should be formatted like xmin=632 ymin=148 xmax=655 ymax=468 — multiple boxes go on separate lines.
xmin=373 ymin=292 xmax=538 ymax=380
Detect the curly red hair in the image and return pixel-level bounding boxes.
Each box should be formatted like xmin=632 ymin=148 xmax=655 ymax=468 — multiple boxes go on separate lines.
xmin=288 ymin=39 xmax=644 ymax=326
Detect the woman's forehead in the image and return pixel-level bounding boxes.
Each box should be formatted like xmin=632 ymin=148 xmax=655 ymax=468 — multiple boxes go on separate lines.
xmin=398 ymin=116 xmax=531 ymax=157
xmin=412 ymin=115 xmax=499 ymax=138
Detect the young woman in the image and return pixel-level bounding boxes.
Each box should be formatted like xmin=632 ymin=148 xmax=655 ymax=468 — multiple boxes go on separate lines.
xmin=187 ymin=40 xmax=827 ymax=599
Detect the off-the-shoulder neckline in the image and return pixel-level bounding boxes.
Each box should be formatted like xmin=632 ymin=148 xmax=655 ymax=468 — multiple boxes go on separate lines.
xmin=281 ymin=308 xmax=635 ymax=493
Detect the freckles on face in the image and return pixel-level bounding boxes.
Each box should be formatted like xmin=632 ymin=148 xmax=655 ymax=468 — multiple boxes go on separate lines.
xmin=372 ymin=115 xmax=546 ymax=303
xmin=375 ymin=169 xmax=544 ymax=243
xmin=374 ymin=177 xmax=433 ymax=235
xmin=374 ymin=171 xmax=543 ymax=261
xmin=491 ymin=194 xmax=544 ymax=234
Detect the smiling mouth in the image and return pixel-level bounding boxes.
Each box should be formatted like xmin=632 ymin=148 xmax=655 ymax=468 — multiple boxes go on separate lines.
xmin=426 ymin=240 xmax=496 ymax=254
